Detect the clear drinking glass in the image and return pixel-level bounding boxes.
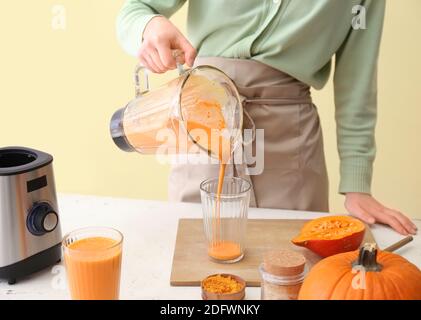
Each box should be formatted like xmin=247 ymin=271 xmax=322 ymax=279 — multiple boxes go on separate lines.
xmin=62 ymin=227 xmax=123 ymax=300
xmin=200 ymin=177 xmax=251 ymax=263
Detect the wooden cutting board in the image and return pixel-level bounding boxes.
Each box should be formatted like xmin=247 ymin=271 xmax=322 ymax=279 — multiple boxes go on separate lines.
xmin=170 ymin=218 xmax=375 ymax=287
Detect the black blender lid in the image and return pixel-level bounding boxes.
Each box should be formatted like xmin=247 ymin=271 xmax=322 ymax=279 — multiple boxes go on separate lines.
xmin=0 ymin=147 xmax=53 ymax=176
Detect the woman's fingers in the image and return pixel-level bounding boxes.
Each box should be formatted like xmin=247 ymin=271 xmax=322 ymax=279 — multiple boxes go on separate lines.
xmin=156 ymin=43 xmax=177 ymax=70
xmin=176 ymin=37 xmax=196 ymax=67
xmin=140 ymin=16 xmax=196 ymax=73
xmin=138 ymin=45 xmax=155 ymax=72
xmin=361 ymin=201 xmax=412 ymax=235
xmin=344 ymin=193 xmax=417 ymax=236
xmin=372 ymin=209 xmax=409 ymax=235
xmin=139 ymin=40 xmax=192 ymax=72
xmin=138 ymin=45 xmax=163 ymax=73
xmin=143 ymin=54 xmax=161 ymax=73
xmin=148 ymin=49 xmax=166 ymax=73
xmin=389 ymin=209 xmax=417 ymax=235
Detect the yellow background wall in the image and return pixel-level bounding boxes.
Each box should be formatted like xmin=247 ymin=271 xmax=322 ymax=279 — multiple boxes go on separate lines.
xmin=0 ymin=1 xmax=420 ymax=218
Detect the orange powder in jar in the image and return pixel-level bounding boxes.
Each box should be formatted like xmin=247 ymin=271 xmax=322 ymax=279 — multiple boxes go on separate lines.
xmin=202 ymin=274 xmax=243 ymax=294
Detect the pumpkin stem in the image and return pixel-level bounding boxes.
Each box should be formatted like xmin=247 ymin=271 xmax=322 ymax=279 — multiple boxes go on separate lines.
xmin=352 ymin=243 xmax=382 ymax=272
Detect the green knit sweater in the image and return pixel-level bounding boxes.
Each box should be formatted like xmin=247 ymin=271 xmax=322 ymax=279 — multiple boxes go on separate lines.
xmin=116 ymin=0 xmax=386 ymax=194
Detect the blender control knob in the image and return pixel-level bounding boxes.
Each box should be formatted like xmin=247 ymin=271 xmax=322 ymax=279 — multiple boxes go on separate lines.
xmin=27 ymin=202 xmax=59 ymax=236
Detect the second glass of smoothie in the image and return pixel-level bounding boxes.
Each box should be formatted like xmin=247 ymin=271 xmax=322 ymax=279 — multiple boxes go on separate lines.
xmin=200 ymin=177 xmax=251 ymax=263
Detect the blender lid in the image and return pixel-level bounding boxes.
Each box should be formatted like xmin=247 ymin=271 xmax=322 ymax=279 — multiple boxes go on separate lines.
xmin=0 ymin=147 xmax=53 ymax=176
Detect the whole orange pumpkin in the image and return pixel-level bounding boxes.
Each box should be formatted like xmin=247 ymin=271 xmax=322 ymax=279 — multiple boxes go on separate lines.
xmin=299 ymin=243 xmax=421 ymax=300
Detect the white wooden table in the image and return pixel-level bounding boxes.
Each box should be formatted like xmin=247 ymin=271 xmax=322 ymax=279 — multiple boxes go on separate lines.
xmin=1 ymin=194 xmax=419 ymax=300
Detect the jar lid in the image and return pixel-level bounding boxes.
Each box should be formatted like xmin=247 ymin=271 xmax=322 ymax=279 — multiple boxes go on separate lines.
xmin=263 ymin=249 xmax=306 ymax=277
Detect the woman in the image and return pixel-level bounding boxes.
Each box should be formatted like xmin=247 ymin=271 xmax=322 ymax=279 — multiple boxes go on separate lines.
xmin=116 ymin=0 xmax=417 ymax=235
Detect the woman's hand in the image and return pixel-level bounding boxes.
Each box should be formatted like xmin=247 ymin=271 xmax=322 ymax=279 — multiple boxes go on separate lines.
xmin=139 ymin=16 xmax=196 ymax=73
xmin=345 ymin=192 xmax=417 ymax=235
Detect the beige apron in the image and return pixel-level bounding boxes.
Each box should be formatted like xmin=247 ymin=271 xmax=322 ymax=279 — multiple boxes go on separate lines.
xmin=168 ymin=57 xmax=329 ymax=212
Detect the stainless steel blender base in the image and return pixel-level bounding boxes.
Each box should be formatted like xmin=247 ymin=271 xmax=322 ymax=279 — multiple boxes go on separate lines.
xmin=0 ymin=243 xmax=61 ymax=285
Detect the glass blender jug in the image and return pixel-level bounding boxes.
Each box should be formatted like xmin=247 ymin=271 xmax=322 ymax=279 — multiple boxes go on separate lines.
xmin=110 ymin=60 xmax=243 ymax=162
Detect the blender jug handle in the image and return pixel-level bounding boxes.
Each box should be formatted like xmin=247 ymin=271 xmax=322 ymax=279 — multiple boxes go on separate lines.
xmin=134 ymin=65 xmax=150 ymax=98
xmin=134 ymin=50 xmax=187 ymax=98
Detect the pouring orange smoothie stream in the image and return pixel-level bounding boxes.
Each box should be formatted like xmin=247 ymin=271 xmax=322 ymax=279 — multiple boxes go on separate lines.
xmin=207 ymin=160 xmax=242 ymax=262
xmin=178 ymin=94 xmax=241 ymax=262
xmin=184 ymin=99 xmax=242 ymax=262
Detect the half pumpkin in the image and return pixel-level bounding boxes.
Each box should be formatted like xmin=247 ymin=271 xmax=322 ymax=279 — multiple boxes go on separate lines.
xmin=292 ymin=215 xmax=365 ymax=257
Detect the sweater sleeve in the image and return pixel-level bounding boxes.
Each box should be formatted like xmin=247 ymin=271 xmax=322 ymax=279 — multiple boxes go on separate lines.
xmin=116 ymin=0 xmax=187 ymax=57
xmin=334 ymin=0 xmax=386 ymax=195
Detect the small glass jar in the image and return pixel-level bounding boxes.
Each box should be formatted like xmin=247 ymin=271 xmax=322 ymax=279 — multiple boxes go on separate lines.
xmin=259 ymin=250 xmax=307 ymax=300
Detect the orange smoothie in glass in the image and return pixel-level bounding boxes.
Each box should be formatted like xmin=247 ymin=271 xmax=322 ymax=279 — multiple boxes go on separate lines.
xmin=63 ymin=228 xmax=123 ymax=300
xmin=208 ymin=240 xmax=242 ymax=261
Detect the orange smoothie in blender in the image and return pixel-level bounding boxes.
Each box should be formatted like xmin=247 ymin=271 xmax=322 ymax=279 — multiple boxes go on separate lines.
xmin=64 ymin=235 xmax=122 ymax=300
xmin=121 ymin=73 xmax=234 ymax=157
